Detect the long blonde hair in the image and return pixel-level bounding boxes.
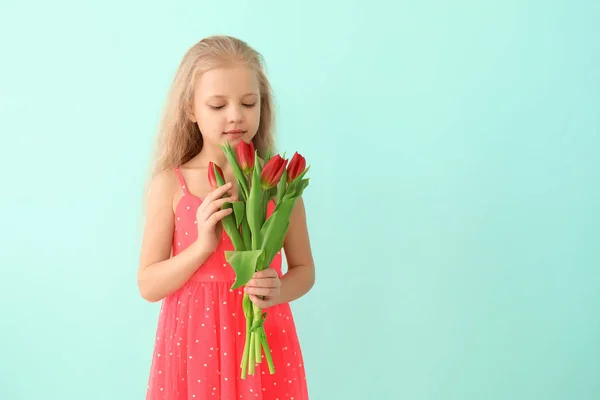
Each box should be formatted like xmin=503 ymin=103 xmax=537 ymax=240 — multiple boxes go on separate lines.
xmin=148 ymin=35 xmax=276 ymax=181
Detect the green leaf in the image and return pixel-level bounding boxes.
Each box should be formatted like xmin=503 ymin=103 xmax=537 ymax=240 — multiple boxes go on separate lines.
xmin=259 ymin=198 xmax=296 ymax=266
xmin=276 ymin=169 xmax=287 ymax=205
xmin=225 ymin=249 xmax=264 ymax=290
xmin=283 ymin=178 xmax=310 ymax=201
xmin=220 ymin=142 xmax=250 ymax=199
xmin=246 ymin=151 xmax=264 ymax=249
xmin=241 ymin=217 xmax=251 ymax=250
xmin=232 ymin=201 xmax=245 ymax=228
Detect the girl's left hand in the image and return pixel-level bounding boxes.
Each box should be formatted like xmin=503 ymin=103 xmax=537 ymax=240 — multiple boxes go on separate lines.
xmin=244 ymin=268 xmax=282 ymax=308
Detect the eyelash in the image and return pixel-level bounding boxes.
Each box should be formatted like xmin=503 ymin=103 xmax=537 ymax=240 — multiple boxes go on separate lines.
xmin=210 ymin=103 xmax=256 ymax=110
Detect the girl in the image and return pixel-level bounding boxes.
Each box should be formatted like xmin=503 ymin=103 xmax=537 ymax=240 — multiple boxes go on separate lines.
xmin=138 ymin=35 xmax=315 ymax=400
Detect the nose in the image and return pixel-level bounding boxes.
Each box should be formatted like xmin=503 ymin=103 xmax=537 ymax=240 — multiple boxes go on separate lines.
xmin=228 ymin=105 xmax=244 ymax=123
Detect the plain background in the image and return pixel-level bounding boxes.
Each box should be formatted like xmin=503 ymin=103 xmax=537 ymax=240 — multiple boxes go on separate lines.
xmin=1 ymin=1 xmax=599 ymax=399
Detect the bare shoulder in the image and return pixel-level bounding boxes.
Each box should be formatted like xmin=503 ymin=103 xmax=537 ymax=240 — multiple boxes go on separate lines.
xmin=283 ymin=196 xmax=315 ymax=270
xmin=146 ymin=169 xmax=180 ymax=211
xmin=138 ymin=169 xmax=179 ymax=271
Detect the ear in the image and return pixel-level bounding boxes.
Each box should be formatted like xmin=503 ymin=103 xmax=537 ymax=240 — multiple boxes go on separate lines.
xmin=185 ymin=103 xmax=197 ymax=123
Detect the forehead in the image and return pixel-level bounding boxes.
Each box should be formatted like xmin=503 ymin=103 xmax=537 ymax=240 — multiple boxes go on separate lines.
xmin=196 ymin=65 xmax=260 ymax=98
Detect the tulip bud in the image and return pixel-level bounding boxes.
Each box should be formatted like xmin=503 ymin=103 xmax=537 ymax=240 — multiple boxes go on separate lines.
xmin=260 ymin=155 xmax=288 ymax=189
xmin=286 ymin=152 xmax=306 ymax=183
xmin=236 ymin=140 xmax=255 ymax=174
xmin=208 ymin=161 xmax=224 ymax=190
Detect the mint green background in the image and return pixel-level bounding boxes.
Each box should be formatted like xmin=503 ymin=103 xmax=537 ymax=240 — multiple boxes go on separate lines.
xmin=1 ymin=1 xmax=599 ymax=399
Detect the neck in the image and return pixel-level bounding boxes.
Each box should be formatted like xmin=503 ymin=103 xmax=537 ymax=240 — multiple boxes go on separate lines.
xmin=194 ymin=143 xmax=231 ymax=173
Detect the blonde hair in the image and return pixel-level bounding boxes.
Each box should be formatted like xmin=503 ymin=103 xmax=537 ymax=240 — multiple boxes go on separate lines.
xmin=148 ymin=35 xmax=276 ymax=181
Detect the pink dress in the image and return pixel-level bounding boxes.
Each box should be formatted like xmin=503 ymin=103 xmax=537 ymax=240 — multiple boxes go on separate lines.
xmin=145 ymin=168 xmax=309 ymax=400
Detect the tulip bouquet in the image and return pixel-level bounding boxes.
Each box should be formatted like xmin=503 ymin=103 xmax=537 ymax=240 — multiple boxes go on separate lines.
xmin=207 ymin=139 xmax=310 ymax=379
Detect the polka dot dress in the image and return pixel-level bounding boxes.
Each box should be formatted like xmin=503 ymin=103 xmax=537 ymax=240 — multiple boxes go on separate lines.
xmin=145 ymin=168 xmax=309 ymax=400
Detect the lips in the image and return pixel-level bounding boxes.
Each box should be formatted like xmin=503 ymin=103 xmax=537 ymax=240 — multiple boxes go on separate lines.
xmin=224 ymin=129 xmax=246 ymax=135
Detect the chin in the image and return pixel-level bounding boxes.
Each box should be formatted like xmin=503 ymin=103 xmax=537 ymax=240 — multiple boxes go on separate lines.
xmin=223 ymin=134 xmax=249 ymax=145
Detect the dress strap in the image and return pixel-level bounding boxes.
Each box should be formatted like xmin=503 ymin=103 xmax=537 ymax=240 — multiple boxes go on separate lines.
xmin=174 ymin=167 xmax=189 ymax=195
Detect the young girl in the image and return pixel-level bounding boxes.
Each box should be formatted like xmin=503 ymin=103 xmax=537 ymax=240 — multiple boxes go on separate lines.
xmin=138 ymin=35 xmax=315 ymax=399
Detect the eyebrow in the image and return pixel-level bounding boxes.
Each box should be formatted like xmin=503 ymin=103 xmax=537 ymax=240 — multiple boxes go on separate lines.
xmin=207 ymin=93 xmax=258 ymax=99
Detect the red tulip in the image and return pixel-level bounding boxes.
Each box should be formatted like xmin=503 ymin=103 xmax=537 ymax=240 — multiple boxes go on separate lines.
xmin=208 ymin=161 xmax=224 ymax=190
xmin=260 ymin=155 xmax=288 ymax=189
xmin=286 ymin=152 xmax=306 ymax=183
xmin=236 ymin=140 xmax=255 ymax=174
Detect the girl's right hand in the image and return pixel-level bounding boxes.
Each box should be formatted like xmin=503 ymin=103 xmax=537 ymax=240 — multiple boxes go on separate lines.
xmin=195 ymin=182 xmax=237 ymax=254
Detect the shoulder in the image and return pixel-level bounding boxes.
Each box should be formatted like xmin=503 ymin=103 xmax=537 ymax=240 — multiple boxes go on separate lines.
xmin=146 ymin=168 xmax=180 ymax=210
xmin=148 ymin=168 xmax=179 ymax=194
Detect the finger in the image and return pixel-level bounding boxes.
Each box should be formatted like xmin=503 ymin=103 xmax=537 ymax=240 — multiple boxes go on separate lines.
xmin=206 ymin=208 xmax=233 ymax=225
xmin=207 ymin=196 xmax=237 ymax=216
xmin=245 ymin=286 xmax=276 ymax=297
xmin=252 ymin=268 xmax=278 ymax=279
xmin=248 ymin=294 xmax=271 ymax=308
xmin=201 ymin=182 xmax=233 ymax=209
xmin=246 ymin=278 xmax=279 ymax=288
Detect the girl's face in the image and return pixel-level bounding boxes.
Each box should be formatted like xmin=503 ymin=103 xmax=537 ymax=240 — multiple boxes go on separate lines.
xmin=191 ymin=65 xmax=261 ymax=149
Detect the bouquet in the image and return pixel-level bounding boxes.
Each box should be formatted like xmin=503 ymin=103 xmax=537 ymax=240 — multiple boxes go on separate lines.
xmin=207 ymin=139 xmax=310 ymax=379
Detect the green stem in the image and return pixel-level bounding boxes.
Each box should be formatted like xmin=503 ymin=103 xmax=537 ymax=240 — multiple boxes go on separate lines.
xmin=241 ymin=312 xmax=250 ymax=379
xmin=254 ymin=330 xmax=261 ymax=364
xmin=260 ymin=327 xmax=275 ymax=374
xmin=248 ymin=331 xmax=256 ymax=375
xmin=222 ymin=216 xmax=245 ymax=250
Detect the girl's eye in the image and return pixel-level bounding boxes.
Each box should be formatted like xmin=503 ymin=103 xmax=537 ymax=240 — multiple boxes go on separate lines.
xmin=210 ymin=105 xmax=225 ymax=110
xmin=243 ymin=103 xmax=256 ymax=108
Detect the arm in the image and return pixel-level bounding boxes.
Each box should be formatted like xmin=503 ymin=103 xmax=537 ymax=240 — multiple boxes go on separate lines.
xmin=278 ymin=196 xmax=316 ymax=303
xmin=242 ymin=196 xmax=316 ymax=307
xmin=137 ymin=170 xmax=211 ymax=303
